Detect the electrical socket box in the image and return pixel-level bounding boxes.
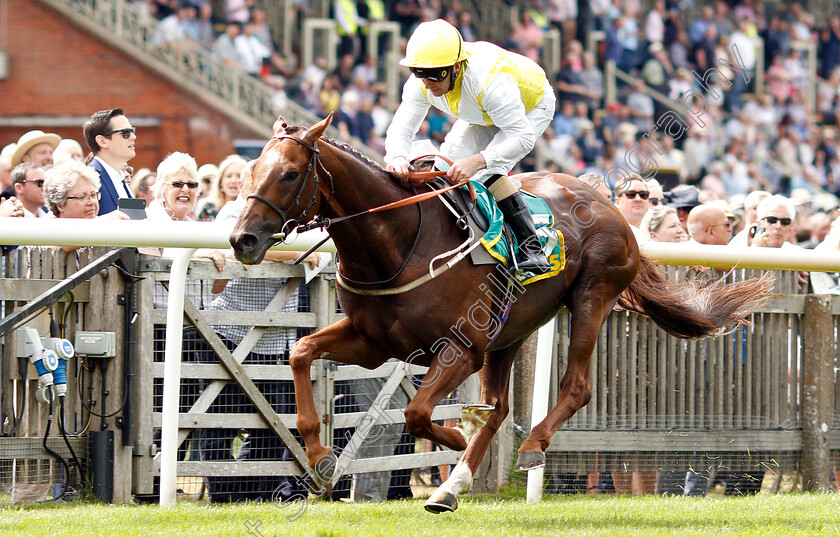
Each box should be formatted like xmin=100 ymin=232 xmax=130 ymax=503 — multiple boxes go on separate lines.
xmin=74 ymin=331 xmax=117 ymax=358
xmin=42 ymin=337 xmax=74 ymax=360
xmin=16 ymin=327 xmax=42 ymax=358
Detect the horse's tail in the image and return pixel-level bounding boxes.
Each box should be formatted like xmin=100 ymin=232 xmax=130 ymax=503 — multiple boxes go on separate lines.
xmin=617 ymin=256 xmax=774 ymax=339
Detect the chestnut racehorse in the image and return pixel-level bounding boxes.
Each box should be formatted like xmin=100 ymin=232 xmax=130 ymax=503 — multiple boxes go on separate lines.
xmin=229 ymin=115 xmax=771 ymax=512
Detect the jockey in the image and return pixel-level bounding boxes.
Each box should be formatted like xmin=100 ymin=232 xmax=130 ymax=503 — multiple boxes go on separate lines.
xmin=385 ymin=19 xmax=556 ymax=274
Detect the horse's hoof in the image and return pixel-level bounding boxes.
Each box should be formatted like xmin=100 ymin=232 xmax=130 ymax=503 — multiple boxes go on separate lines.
xmin=456 ymin=403 xmax=495 ymax=443
xmin=424 ymin=490 xmax=458 ymax=513
xmin=462 ymin=403 xmax=495 ymax=421
xmin=514 ymin=450 xmax=545 ymax=471
xmin=311 ymin=448 xmax=338 ymax=484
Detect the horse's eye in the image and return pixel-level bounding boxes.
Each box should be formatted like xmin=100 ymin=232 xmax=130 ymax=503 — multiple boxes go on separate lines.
xmin=284 ymin=170 xmax=300 ymax=182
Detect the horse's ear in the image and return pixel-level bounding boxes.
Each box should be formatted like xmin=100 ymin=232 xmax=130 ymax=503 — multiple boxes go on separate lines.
xmin=303 ymin=113 xmax=333 ymax=144
xmin=272 ymin=116 xmax=288 ymax=135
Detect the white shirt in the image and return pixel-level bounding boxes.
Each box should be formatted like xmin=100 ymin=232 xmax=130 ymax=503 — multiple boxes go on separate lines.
xmin=629 ymin=223 xmax=647 ymax=246
xmin=727 ymin=30 xmax=756 ymax=71
xmin=216 ymin=195 xmax=246 ymax=223
xmin=234 ymin=34 xmax=270 ymax=75
xmin=150 ymin=14 xmax=185 ymax=47
xmin=23 ymin=206 xmax=49 ymax=218
xmin=385 ymin=41 xmax=553 ymax=173
xmin=94 ymin=156 xmax=132 ymax=199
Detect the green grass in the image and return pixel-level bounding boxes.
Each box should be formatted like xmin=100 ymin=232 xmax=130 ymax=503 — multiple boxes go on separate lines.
xmin=2 ymin=491 xmax=840 ymax=537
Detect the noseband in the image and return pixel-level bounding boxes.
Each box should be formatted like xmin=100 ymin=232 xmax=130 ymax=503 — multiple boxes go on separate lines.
xmin=247 ymin=133 xmax=333 ymax=237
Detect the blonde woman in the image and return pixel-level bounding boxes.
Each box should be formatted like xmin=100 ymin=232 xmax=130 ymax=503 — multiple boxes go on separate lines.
xmin=147 ymin=152 xmax=202 ymax=222
xmin=640 ymin=206 xmax=688 ymax=243
xmin=146 ymin=152 xmax=226 ymax=270
xmin=196 ymin=155 xmax=245 ymax=221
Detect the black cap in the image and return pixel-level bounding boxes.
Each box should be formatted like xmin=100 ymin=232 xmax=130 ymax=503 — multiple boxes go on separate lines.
xmin=666 ymin=186 xmax=701 ymax=209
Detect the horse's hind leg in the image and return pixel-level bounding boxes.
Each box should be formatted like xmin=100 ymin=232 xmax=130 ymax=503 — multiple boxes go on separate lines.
xmin=289 ymin=317 xmax=390 ymax=482
xmin=515 ymin=296 xmax=618 ymax=470
xmin=425 ymin=344 xmax=519 ymax=513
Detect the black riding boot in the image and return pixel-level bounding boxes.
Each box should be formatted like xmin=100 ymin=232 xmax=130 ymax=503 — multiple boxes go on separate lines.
xmin=496 ymin=191 xmax=551 ymax=274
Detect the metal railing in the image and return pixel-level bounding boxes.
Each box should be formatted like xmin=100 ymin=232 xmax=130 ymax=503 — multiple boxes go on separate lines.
xmin=39 ymin=0 xmax=384 ymax=163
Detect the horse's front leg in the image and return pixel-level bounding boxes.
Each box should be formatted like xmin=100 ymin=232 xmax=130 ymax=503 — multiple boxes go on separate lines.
xmin=404 ymin=345 xmax=484 ymax=453
xmin=289 ymin=317 xmax=390 ymax=483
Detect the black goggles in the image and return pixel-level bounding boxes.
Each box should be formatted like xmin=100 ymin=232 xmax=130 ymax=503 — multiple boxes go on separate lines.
xmin=410 ymin=66 xmax=452 ymax=82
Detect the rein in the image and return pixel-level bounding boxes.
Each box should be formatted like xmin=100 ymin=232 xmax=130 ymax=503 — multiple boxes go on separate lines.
xmin=296 ymin=174 xmax=475 ymax=232
xmin=249 ymin=134 xmax=478 ymax=293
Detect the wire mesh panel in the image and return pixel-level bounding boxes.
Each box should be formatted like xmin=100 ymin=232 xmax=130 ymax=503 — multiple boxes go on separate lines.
xmin=0 ymin=247 xmax=113 ymax=505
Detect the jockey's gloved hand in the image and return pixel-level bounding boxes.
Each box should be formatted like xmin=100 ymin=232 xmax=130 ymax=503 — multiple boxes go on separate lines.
xmin=386 ymin=156 xmax=411 ymax=178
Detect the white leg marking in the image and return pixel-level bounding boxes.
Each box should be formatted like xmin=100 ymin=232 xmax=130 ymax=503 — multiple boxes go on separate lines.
xmin=439 ymin=461 xmax=473 ymax=496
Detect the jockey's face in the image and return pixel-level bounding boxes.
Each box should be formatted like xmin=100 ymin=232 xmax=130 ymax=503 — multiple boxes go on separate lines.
xmin=420 ymin=63 xmax=460 ymax=97
xmin=422 ymin=76 xmax=450 ymax=97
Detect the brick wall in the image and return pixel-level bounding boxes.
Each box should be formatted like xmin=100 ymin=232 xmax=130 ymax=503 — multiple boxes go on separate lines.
xmin=0 ymin=0 xmax=262 ymax=171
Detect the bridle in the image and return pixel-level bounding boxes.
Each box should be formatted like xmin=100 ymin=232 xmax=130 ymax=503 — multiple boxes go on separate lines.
xmin=245 ymin=130 xmax=474 ymax=290
xmin=247 ymin=133 xmax=333 ymax=238
xmin=245 ymin=131 xmax=422 ymax=287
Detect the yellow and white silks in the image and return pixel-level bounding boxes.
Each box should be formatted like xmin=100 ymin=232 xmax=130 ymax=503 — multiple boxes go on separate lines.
xmin=384 ymin=41 xmax=556 ymax=180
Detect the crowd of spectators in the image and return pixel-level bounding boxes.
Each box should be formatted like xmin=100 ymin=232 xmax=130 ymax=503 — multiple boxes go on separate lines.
xmin=127 ymin=1 xmax=840 ymax=209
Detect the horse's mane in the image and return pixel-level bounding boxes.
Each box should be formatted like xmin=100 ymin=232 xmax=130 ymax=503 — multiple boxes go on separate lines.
xmin=286 ymin=124 xmax=385 ymax=176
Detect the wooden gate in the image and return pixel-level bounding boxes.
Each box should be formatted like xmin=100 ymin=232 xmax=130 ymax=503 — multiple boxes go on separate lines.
xmin=132 ymin=254 xmax=492 ymax=501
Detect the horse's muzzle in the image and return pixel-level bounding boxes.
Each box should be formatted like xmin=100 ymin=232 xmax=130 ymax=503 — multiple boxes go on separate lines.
xmin=229 ymin=229 xmax=268 ymax=265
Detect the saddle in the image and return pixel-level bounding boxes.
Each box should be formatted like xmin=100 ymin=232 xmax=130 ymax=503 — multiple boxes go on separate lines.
xmin=409 ymin=156 xmax=495 ymax=266
xmin=408 ymin=157 xmax=564 ymax=281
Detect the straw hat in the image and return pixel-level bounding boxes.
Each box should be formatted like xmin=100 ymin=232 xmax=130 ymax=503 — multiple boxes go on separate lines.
xmin=11 ymin=130 xmax=61 ymax=167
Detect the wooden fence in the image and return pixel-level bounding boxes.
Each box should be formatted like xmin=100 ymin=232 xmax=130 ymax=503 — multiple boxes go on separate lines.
xmin=537 ymin=268 xmax=839 ymax=493
xmin=0 ymin=246 xmax=128 ymax=504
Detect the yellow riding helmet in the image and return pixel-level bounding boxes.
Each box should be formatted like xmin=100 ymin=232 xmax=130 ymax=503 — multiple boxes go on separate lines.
xmin=400 ymin=19 xmax=466 ymax=68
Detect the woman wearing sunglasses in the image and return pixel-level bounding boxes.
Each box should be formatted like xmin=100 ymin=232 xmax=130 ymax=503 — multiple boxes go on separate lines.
xmin=148 ymin=152 xmax=202 ymax=223
xmin=147 ymin=152 xmax=227 ymax=270
xmin=384 ymin=19 xmax=556 ymax=274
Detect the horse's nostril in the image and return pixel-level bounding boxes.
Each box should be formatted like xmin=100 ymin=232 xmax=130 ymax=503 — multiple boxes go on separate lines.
xmin=240 ymin=233 xmax=258 ymax=251
xmin=232 ymin=232 xmax=259 ymax=252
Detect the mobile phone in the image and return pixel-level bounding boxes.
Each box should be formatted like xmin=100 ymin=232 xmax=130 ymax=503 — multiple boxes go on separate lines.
xmin=754 ymin=226 xmax=765 ymax=235
xmin=118 ymin=198 xmax=147 ymax=220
